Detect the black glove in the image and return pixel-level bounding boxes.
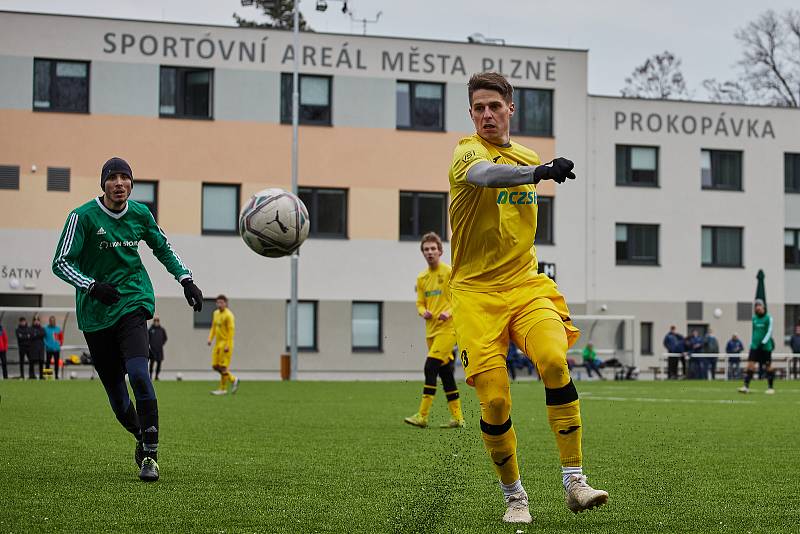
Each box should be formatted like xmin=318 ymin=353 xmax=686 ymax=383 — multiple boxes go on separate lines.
xmin=181 ymin=278 xmax=203 ymax=312
xmin=533 ymin=157 xmax=576 ymax=184
xmin=88 ymin=282 xmax=121 ymax=306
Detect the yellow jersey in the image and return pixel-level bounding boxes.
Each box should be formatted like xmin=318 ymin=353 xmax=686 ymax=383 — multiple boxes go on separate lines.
xmin=448 ymin=134 xmax=541 ymax=292
xmin=415 ymin=262 xmax=455 ymax=339
xmin=208 ymin=308 xmax=235 ymax=345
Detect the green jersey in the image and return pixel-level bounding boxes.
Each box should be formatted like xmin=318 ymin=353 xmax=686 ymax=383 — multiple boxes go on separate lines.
xmin=750 ymin=312 xmax=774 ymax=352
xmin=52 ymin=197 xmax=191 ymax=332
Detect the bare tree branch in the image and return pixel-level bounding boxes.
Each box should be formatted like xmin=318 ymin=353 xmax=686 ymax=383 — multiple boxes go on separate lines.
xmin=620 ymin=51 xmax=690 ymax=100
xmin=234 ymin=0 xmax=313 ymax=31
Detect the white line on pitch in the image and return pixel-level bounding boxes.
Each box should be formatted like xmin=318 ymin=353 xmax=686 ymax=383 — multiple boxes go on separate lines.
xmin=580 ymin=394 xmax=755 ymax=405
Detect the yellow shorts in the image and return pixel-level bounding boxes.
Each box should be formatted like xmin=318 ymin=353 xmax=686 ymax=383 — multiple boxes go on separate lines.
xmin=211 ymin=343 xmax=233 ymax=368
xmin=451 ymin=274 xmax=580 ymax=386
xmin=426 ymin=332 xmax=457 ymax=363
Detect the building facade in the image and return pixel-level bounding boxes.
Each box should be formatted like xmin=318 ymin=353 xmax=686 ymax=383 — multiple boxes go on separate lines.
xmin=0 ymin=12 xmax=798 ymax=377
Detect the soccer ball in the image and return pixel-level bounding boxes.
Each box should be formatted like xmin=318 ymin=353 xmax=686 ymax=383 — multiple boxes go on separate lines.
xmin=239 ymin=188 xmax=310 ymax=258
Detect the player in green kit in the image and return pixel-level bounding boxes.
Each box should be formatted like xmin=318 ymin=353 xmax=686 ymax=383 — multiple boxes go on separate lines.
xmin=52 ymin=157 xmax=204 ymax=482
xmin=738 ymin=299 xmax=776 ymax=394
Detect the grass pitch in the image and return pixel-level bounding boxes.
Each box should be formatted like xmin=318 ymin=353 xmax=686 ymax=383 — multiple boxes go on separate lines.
xmin=1 ymin=378 xmax=798 ymax=533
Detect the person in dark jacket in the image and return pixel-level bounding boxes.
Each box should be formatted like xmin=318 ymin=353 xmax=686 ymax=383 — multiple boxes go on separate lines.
xmin=29 ymin=317 xmax=46 ymax=379
xmin=15 ymin=317 xmax=33 ymax=379
xmin=790 ymin=324 xmax=800 ymax=380
xmin=0 ymin=324 xmax=8 ymax=379
xmin=702 ymin=328 xmax=720 ymax=380
xmin=685 ymin=330 xmax=703 ymax=379
xmin=725 ymin=333 xmax=744 ymax=379
xmin=147 ymin=316 xmax=167 ymax=381
xmin=663 ymin=326 xmax=684 ymax=379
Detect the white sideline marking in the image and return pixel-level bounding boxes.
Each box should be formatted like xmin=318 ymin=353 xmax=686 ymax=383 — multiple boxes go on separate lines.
xmin=580 ymin=393 xmax=755 ymax=405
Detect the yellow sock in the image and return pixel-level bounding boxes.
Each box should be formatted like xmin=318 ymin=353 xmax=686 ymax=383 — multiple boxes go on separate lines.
xmin=228 ymin=372 xmax=237 ymax=384
xmin=219 ymin=373 xmax=228 ymax=391
xmin=481 ymin=422 xmax=520 ymax=484
xmin=418 ymin=393 xmax=434 ymax=419
xmin=474 ymin=367 xmax=519 ymax=484
xmin=547 ymin=399 xmax=583 ymax=466
xmin=445 ymin=390 xmax=463 ymax=421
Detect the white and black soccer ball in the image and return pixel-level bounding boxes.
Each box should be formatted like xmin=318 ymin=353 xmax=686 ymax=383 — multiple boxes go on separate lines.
xmin=239 ymin=188 xmax=310 ymax=258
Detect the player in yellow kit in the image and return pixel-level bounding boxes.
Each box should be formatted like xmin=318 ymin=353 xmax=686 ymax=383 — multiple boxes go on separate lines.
xmin=404 ymin=232 xmax=465 ymax=429
xmin=208 ymin=294 xmax=239 ymax=395
xmin=448 ymin=72 xmax=608 ymax=524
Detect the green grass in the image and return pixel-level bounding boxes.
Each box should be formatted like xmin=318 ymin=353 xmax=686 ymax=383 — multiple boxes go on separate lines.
xmin=1 ymin=378 xmax=798 ymax=533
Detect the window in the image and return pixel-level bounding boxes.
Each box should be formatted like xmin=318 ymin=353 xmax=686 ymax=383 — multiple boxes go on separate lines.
xmin=352 ymin=302 xmax=382 ymax=351
xmin=47 ymin=167 xmax=70 ymax=192
xmin=192 ymin=298 xmax=219 ymax=328
xmin=160 ymin=66 xmax=212 ymax=119
xmin=616 ymin=145 xmax=658 ymax=187
xmin=702 ymin=226 xmax=743 ymax=267
xmin=510 ymin=87 xmax=553 ymax=137
xmin=0 ymin=165 xmax=20 ymax=190
xmin=0 ymin=293 xmax=42 ymax=307
xmin=286 ymin=300 xmax=318 ymax=351
xmin=701 ymin=149 xmax=742 ymax=191
xmin=786 ymin=229 xmax=800 ymax=268
xmin=786 ymin=153 xmax=800 ymax=193
xmin=615 ymin=224 xmax=658 ymax=265
xmin=686 ymin=302 xmax=703 ymax=321
xmin=785 ymin=304 xmax=800 ymax=345
xmin=737 ymin=302 xmax=753 ymax=321
xmin=396 ymin=81 xmax=444 ymax=131
xmin=281 ymin=74 xmax=332 ymax=126
xmin=298 ymin=187 xmax=347 ymax=238
xmin=640 ymin=322 xmax=653 ymax=355
xmin=536 ymin=196 xmax=554 ymax=245
xmin=33 ymin=59 xmax=89 ymax=113
xmin=399 ymin=191 xmax=448 ymax=241
xmin=202 ymin=183 xmax=240 ymax=235
xmin=130 ymin=181 xmax=159 ymax=222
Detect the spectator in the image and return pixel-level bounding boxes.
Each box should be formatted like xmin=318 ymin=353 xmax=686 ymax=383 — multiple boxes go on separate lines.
xmin=506 ymin=342 xmax=535 ymax=380
xmin=725 ymin=333 xmax=744 ymax=379
xmin=148 ymin=316 xmax=167 ymax=381
xmin=790 ymin=325 xmax=800 ymax=380
xmin=0 ymin=324 xmax=8 ymax=379
xmin=685 ymin=330 xmax=703 ymax=379
xmin=702 ymin=328 xmax=720 ymax=380
xmin=43 ymin=316 xmax=63 ymax=379
xmin=29 ymin=317 xmax=46 ymax=380
xmin=15 ymin=317 xmax=33 ymax=379
xmin=582 ymin=342 xmax=604 ymax=380
xmin=663 ymin=326 xmax=684 ymax=379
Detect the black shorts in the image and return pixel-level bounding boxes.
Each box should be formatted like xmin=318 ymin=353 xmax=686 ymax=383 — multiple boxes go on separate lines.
xmin=748 ymin=348 xmax=772 ymax=365
xmin=84 ymin=308 xmax=149 ymax=364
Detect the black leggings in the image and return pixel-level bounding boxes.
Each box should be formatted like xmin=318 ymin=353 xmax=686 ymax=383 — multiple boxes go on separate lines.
xmin=423 ymin=357 xmax=458 ymax=395
xmin=149 ymin=359 xmax=162 ymax=379
xmin=0 ymin=350 xmax=7 ymax=379
xmin=45 ymin=350 xmax=61 ymax=379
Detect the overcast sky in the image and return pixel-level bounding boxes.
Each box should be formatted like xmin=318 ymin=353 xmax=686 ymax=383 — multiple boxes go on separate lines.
xmin=2 ymin=0 xmax=797 ymax=98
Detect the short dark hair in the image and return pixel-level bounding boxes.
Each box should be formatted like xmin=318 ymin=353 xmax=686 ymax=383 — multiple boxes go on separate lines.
xmin=467 ymin=72 xmax=513 ymax=105
xmin=420 ymin=232 xmax=443 ymax=252
xmin=216 ymin=294 xmax=228 ymax=303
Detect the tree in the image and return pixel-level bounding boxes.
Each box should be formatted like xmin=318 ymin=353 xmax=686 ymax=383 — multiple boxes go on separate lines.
xmin=705 ymin=9 xmax=800 ymax=107
xmin=620 ymin=51 xmax=689 ymax=100
xmin=233 ymin=0 xmax=313 ymax=31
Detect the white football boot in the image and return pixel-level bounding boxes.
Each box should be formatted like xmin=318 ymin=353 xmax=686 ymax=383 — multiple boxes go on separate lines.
xmin=502 ymin=490 xmax=533 ymax=523
xmin=564 ymin=474 xmax=609 ymax=513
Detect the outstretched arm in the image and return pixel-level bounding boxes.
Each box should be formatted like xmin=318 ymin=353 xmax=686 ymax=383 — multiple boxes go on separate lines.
xmin=466 ymin=158 xmax=576 ymax=188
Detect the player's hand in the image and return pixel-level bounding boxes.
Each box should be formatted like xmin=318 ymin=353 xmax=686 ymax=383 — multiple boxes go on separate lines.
xmin=533 ymin=157 xmax=576 ymax=184
xmin=88 ymin=282 xmax=121 ymax=306
xmin=181 ymin=278 xmax=203 ymax=312
xmin=207 ymin=340 xmax=212 ymax=346
xmin=438 ymin=312 xmax=451 ymax=321
xmin=423 ymin=310 xmax=433 ymax=320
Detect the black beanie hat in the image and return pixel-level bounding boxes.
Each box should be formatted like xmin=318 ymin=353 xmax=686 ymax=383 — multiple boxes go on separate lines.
xmin=101 ymin=157 xmax=133 ymax=190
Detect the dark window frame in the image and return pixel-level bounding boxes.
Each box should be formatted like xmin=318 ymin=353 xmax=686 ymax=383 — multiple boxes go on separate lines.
xmin=351 ymin=301 xmax=383 ymax=353
xmin=616 ymin=145 xmax=659 ymax=187
xmin=201 ymin=182 xmax=240 ymax=236
xmin=280 ymin=73 xmax=333 ymax=126
xmin=702 ymin=225 xmax=744 ymax=268
xmin=159 ymin=65 xmax=214 ymax=120
xmin=615 ymin=223 xmax=660 ymax=266
xmin=510 ymin=86 xmax=554 ymax=137
xmin=399 ymin=191 xmax=449 ymax=241
xmin=786 ymin=153 xmax=800 ymax=193
xmin=786 ymin=228 xmax=800 ymax=269
xmin=701 ymin=149 xmax=743 ymax=191
xmin=131 ymin=180 xmax=159 ymax=223
xmin=396 ymin=80 xmax=446 ymax=132
xmin=46 ymin=167 xmax=71 ymax=192
xmin=536 ymin=195 xmax=554 ymax=245
xmin=0 ymin=165 xmax=21 ymax=190
xmin=285 ymin=300 xmax=319 ymax=352
xmin=640 ymin=321 xmax=654 ymax=355
xmin=33 ymin=58 xmax=90 ymax=114
xmin=298 ymin=186 xmax=348 ymax=239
